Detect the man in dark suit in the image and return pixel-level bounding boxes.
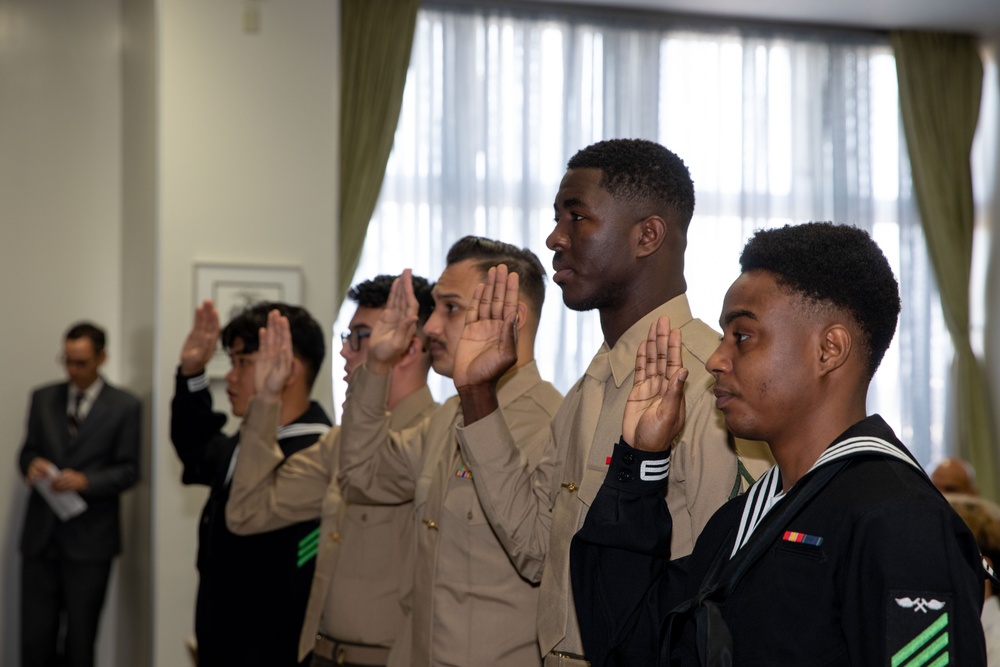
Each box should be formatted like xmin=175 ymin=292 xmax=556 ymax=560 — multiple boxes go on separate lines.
xmin=171 ymin=301 xmax=332 ymax=667
xmin=18 ymin=321 xmax=141 ymax=667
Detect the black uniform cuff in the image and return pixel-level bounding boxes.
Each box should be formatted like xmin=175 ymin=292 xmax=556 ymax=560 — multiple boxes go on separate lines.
xmin=604 ymin=437 xmax=671 ymax=493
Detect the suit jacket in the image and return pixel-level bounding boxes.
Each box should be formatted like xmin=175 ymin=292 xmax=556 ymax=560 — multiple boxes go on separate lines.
xmin=18 ymin=379 xmax=141 ymax=562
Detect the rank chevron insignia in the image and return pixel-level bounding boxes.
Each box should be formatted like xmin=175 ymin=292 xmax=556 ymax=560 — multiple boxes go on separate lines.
xmin=890 ymin=612 xmax=949 ymax=667
xmin=297 ymin=527 xmax=320 ymax=568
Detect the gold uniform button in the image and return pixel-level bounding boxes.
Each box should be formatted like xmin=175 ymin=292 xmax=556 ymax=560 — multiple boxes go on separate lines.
xmin=561 ymin=482 xmax=578 ymax=493
xmin=329 ymin=531 xmax=341 ymax=542
xmin=423 ymin=519 xmax=439 ymax=530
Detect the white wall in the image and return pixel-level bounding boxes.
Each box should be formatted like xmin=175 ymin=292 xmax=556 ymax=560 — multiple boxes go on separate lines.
xmin=0 ymin=1 xmax=339 ymax=666
xmin=153 ymin=1 xmax=338 ymax=665
xmin=0 ymin=1 xmax=125 ymax=664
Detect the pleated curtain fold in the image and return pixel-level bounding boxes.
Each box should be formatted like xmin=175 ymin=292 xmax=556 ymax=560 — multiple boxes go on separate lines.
xmin=892 ymin=30 xmax=998 ymax=497
xmin=337 ymin=0 xmax=420 ymax=307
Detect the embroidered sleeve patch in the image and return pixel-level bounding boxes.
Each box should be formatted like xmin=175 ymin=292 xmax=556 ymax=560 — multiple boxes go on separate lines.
xmin=640 ymin=458 xmax=670 ymax=482
xmin=297 ymin=526 xmax=320 ymax=568
xmin=887 ymin=590 xmax=952 ymax=666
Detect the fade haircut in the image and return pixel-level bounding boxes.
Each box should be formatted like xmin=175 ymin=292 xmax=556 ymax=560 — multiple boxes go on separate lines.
xmin=567 ymin=138 xmax=695 ymax=231
xmin=221 ymin=302 xmax=326 ymax=389
xmin=445 ymin=236 xmax=547 ymax=320
xmin=65 ymin=322 xmax=107 ymax=355
xmin=347 ymin=274 xmax=435 ymax=326
xmin=739 ymin=222 xmax=900 ymax=379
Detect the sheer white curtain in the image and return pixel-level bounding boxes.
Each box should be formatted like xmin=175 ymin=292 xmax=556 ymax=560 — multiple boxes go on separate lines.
xmin=333 ymin=4 xmax=952 ymax=466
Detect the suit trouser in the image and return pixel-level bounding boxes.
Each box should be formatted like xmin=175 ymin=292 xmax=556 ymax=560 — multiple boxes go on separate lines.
xmin=21 ymin=552 xmax=112 ymax=667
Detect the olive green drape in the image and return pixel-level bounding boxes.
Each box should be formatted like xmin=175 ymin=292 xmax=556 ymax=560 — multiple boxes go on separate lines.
xmin=337 ymin=0 xmax=420 ymax=306
xmin=892 ymin=31 xmax=998 ymax=497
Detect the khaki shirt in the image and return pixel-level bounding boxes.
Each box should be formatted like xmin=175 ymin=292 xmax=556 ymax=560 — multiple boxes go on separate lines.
xmin=339 ymin=361 xmax=562 ymax=667
xmin=226 ymin=387 xmax=437 ymax=660
xmin=456 ymin=295 xmax=774 ymax=657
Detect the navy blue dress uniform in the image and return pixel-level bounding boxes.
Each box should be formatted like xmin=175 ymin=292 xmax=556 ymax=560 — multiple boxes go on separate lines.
xmin=571 ymin=416 xmax=987 ymax=666
xmin=171 ymin=370 xmax=332 ymax=667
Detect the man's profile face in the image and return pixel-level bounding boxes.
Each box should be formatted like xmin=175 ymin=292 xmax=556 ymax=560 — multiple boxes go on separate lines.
xmin=423 ymin=259 xmax=482 ymax=379
xmin=63 ymin=337 xmax=105 ymax=390
xmin=706 ymin=270 xmax=819 ymax=442
xmin=224 ymin=337 xmax=257 ymax=417
xmin=548 ymin=167 xmax=638 ymax=312
xmin=341 ymin=305 xmax=381 ymax=384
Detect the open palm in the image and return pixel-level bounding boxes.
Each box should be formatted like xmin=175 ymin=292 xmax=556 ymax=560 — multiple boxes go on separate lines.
xmin=180 ymin=300 xmax=220 ymax=375
xmin=453 ymin=264 xmax=519 ymax=390
xmin=622 ymin=316 xmax=688 ymax=452
xmin=368 ymin=269 xmax=420 ymax=368
xmin=254 ymin=309 xmax=294 ymax=401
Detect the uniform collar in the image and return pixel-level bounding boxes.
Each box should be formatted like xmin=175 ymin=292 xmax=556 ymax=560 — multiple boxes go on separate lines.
xmin=496 ymin=359 xmax=544 ymax=408
xmin=389 ymin=384 xmax=436 ymax=429
xmin=606 ymin=294 xmax=694 ymax=389
xmin=275 ymin=401 xmax=332 ymax=440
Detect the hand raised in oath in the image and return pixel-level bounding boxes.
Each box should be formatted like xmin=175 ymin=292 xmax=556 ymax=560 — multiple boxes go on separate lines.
xmin=622 ymin=316 xmax=689 ymax=452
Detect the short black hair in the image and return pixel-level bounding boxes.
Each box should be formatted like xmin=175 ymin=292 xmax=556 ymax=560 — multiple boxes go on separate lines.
xmin=347 ymin=274 xmax=435 ymax=325
xmin=567 ymin=138 xmax=695 ymax=230
xmin=446 ymin=236 xmax=547 ymax=319
xmin=65 ymin=322 xmax=107 ymax=355
xmin=739 ymin=222 xmax=900 ymax=379
xmin=221 ymin=302 xmax=326 ymax=389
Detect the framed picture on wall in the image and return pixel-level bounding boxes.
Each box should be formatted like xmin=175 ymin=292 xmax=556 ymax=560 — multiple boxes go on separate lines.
xmin=194 ymin=263 xmax=303 ymax=378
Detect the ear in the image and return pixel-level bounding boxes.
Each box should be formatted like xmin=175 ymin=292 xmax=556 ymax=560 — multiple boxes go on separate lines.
xmin=286 ymin=357 xmax=304 ymax=389
xmin=514 ymin=301 xmax=529 ymax=332
xmin=817 ymin=324 xmax=852 ymax=376
xmin=96 ymin=350 xmax=108 ymax=367
xmin=634 ymin=216 xmax=667 ymax=259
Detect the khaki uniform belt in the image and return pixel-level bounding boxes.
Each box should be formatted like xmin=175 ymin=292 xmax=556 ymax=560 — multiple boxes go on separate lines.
xmin=314 ymin=635 xmax=390 ymax=666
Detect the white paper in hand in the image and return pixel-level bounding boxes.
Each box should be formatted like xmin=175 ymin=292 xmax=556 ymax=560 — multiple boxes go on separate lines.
xmin=33 ymin=462 xmax=88 ymax=521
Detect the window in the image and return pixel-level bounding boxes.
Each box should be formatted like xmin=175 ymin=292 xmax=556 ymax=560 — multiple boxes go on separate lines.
xmin=334 ymin=4 xmax=953 ymax=466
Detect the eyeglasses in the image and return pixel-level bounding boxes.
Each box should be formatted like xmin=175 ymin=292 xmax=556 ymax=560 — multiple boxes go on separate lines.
xmin=57 ymin=354 xmax=96 ymax=369
xmin=340 ymin=329 xmax=372 ymax=352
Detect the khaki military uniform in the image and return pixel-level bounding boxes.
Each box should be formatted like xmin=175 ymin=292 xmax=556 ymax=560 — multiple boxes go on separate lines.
xmin=455 ymin=295 xmax=774 ymax=662
xmin=226 ymin=387 xmax=437 ymax=661
xmin=339 ymin=361 xmax=562 ymax=667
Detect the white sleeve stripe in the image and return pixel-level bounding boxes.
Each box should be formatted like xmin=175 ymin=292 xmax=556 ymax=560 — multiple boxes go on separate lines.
xmin=186 ymin=373 xmax=210 ymax=393
xmin=277 ymin=423 xmax=331 ymax=440
xmin=640 ymin=459 xmax=670 ymax=482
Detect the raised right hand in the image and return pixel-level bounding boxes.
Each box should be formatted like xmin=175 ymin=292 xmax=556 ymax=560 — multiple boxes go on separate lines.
xmin=453 ymin=264 xmax=519 ymax=390
xmin=367 ymin=269 xmax=420 ymax=374
xmin=253 ymin=309 xmax=293 ymax=404
xmin=180 ymin=300 xmax=220 ymax=375
xmin=622 ymin=316 xmax=689 ymax=452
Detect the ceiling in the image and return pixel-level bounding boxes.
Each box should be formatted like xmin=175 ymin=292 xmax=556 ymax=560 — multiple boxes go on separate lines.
xmin=549 ymin=0 xmax=1000 ymax=36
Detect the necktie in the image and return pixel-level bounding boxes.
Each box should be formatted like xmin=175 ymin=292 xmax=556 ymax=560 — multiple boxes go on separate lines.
xmin=68 ymin=391 xmax=84 ymax=438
